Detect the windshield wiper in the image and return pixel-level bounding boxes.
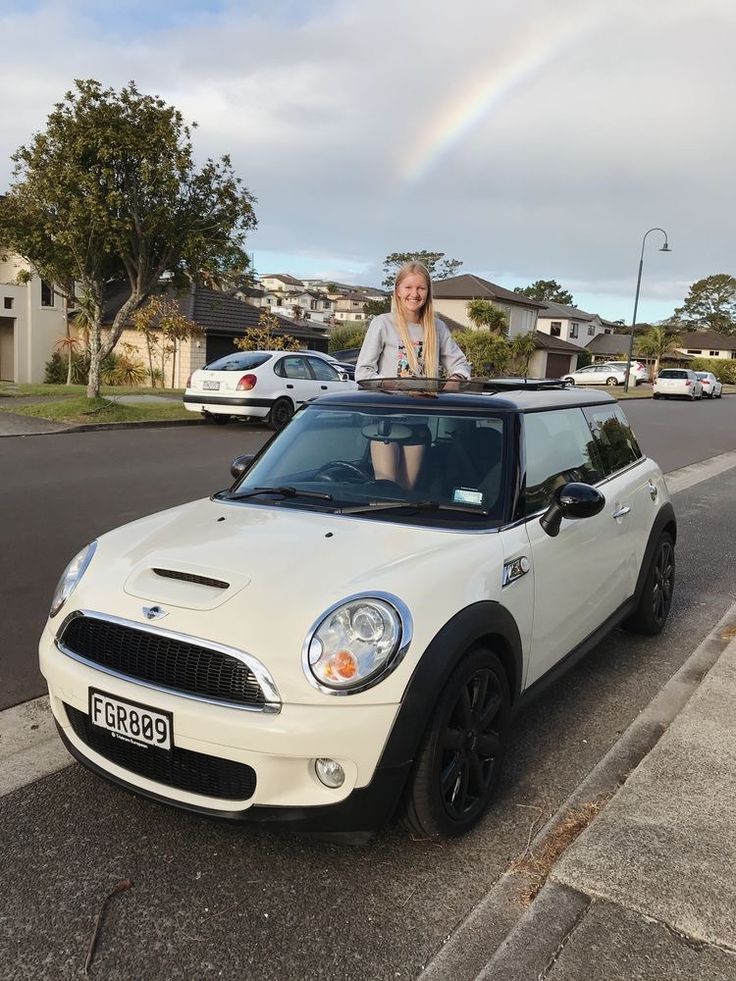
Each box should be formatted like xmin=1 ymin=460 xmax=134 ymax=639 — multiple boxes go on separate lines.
xmin=338 ymin=499 xmax=489 ymax=516
xmin=234 ymin=486 xmax=334 ymax=501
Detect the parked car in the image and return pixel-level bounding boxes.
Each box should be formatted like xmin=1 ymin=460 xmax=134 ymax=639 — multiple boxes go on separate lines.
xmin=322 ymin=354 xmax=356 ymax=379
xmin=184 ymin=350 xmax=357 ymax=429
xmin=694 ymin=371 xmax=723 ymax=399
xmin=41 ymin=379 xmax=675 ymax=838
xmin=562 ymin=364 xmax=627 ymax=387
xmin=652 ymin=369 xmax=704 ymax=400
xmin=602 ymin=361 xmax=649 ymax=385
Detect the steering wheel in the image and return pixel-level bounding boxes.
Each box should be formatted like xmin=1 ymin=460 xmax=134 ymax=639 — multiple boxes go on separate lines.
xmin=314 ymin=461 xmax=368 ymax=482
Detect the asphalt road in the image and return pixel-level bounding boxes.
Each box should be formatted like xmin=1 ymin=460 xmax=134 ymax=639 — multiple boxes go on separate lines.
xmin=2 ymin=398 xmax=736 ymax=979
xmin=2 ymin=396 xmax=735 ymax=709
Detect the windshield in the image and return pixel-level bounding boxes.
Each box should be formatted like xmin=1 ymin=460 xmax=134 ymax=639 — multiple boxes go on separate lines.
xmin=224 ymin=404 xmax=508 ymax=525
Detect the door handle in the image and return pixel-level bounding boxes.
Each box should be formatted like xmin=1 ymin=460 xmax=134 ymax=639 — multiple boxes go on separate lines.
xmin=320 ymin=385 xmax=328 ymax=390
xmin=612 ymin=506 xmax=631 ymax=519
xmin=286 ymin=383 xmax=294 ymax=389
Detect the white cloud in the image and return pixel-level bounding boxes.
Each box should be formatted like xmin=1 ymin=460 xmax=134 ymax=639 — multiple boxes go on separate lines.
xmin=1 ymin=0 xmax=734 ymax=320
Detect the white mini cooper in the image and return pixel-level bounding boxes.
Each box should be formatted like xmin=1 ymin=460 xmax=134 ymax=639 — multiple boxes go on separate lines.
xmin=40 ymin=379 xmax=676 ymax=838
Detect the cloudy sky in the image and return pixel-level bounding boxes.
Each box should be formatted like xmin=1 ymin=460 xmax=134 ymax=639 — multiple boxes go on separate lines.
xmin=2 ymin=0 xmax=734 ymax=322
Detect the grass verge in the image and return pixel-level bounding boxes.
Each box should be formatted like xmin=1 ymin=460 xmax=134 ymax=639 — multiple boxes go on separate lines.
xmin=0 ymin=383 xmax=184 ymax=399
xmin=0 ymin=396 xmax=192 ymax=425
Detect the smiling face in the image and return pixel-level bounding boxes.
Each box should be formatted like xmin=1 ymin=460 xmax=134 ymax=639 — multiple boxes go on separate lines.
xmin=395 ymin=268 xmax=430 ymax=321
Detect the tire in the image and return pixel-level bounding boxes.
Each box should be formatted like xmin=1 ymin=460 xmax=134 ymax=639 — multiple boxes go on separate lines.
xmin=623 ymin=531 xmax=675 ymax=635
xmin=268 ymin=398 xmax=294 ymax=431
xmin=606 ymin=376 xmax=619 ymax=387
xmin=402 ymin=648 xmax=510 ymax=838
xmin=204 ymin=412 xmax=230 ymax=425
xmin=652 ymin=393 xmax=660 ymax=400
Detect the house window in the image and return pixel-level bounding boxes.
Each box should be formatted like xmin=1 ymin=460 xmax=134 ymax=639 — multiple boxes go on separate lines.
xmin=276 ymin=298 xmax=282 ymax=307
xmin=686 ymin=349 xmax=701 ymax=354
xmin=550 ymin=321 xmax=562 ymax=337
xmin=41 ymin=281 xmax=55 ymax=307
xmin=588 ymin=326 xmax=594 ymax=335
xmin=569 ymin=323 xmax=579 ymax=339
xmin=709 ymin=351 xmax=719 ymax=357
xmin=3 ymin=297 xmax=12 ymax=310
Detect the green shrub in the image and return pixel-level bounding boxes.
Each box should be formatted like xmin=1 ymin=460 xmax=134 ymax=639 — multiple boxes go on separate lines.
xmin=328 ymin=323 xmax=368 ymax=353
xmin=687 ymin=356 xmax=736 ymax=384
xmin=453 ymin=330 xmax=511 ymax=376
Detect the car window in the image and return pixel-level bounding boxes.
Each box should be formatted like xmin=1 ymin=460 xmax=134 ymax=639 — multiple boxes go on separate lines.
xmin=523 ymin=409 xmax=603 ymax=516
xmin=658 ymin=370 xmax=685 ymax=379
xmin=583 ymin=404 xmax=642 ymax=475
xmin=306 ymin=357 xmax=340 ymax=381
xmin=205 ymin=352 xmax=271 ymax=371
xmin=275 ymin=356 xmax=311 ymax=380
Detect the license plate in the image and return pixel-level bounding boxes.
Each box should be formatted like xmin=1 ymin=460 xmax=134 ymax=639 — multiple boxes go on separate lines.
xmin=89 ymin=689 xmax=173 ymax=751
xmin=202 ymin=380 xmax=220 ymax=391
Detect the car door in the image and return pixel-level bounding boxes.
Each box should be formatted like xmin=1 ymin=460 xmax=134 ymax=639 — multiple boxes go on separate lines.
xmin=305 ymin=355 xmax=350 ymax=396
xmin=573 ymin=365 xmax=600 ymax=384
xmin=522 ymin=407 xmax=632 ymax=685
xmin=273 ymin=355 xmax=317 ymax=407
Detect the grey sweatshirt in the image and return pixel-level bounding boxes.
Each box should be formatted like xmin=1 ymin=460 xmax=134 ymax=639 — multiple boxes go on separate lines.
xmin=355 ymin=313 xmax=471 ymax=381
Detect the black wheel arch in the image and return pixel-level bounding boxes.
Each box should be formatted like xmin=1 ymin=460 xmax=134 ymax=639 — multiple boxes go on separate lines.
xmin=633 ymin=503 xmax=676 ymax=605
xmin=376 ymin=601 xmax=523 ymax=771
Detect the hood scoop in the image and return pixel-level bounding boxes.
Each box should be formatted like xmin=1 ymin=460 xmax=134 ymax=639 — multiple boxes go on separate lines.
xmin=124 ymin=561 xmax=249 ymax=611
xmin=153 ymin=568 xmax=230 ymax=591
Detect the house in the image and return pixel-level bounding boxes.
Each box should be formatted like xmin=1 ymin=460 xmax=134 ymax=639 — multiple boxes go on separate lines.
xmin=266 ymin=290 xmax=335 ymax=323
xmin=585 ymin=331 xmax=692 ymax=368
xmin=0 ymin=251 xmax=68 ymax=383
xmin=103 ymin=283 xmax=329 ymax=387
xmin=536 ymin=300 xmax=619 ymax=344
xmin=259 ymin=273 xmax=304 ymax=294
xmin=674 ymin=331 xmax=736 ymax=361
xmin=333 ymin=292 xmax=372 ymax=322
xmin=431 ymin=274 xmax=543 ymax=337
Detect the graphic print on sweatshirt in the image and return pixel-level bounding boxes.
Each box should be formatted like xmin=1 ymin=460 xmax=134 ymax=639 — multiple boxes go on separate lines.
xmin=397 ymin=339 xmax=424 ymax=377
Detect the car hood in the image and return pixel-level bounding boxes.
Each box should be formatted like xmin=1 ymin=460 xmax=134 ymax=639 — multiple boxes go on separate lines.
xmin=65 ymin=497 xmax=503 ymax=703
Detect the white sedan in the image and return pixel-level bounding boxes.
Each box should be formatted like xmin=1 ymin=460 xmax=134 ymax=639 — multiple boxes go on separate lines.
xmin=695 ymin=371 xmax=723 ymax=399
xmin=562 ymin=364 xmax=627 ymax=387
xmin=184 ymin=350 xmax=356 ymax=429
xmin=652 ymin=369 xmax=704 ymax=400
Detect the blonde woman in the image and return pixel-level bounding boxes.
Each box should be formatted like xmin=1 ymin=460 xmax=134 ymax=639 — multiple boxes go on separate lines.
xmin=355 ymin=261 xmax=470 ymax=489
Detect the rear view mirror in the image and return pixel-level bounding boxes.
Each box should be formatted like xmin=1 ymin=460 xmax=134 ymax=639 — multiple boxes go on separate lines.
xmin=230 ymin=454 xmax=254 ymax=480
xmin=540 ymin=482 xmax=606 ymax=537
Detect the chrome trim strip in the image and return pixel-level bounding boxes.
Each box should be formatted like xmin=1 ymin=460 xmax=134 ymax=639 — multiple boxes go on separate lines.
xmin=301 ymin=591 xmax=414 ymax=696
xmin=56 ymin=610 xmax=281 ymax=714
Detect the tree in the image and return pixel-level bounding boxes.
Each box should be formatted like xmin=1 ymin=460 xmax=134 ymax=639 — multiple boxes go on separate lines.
xmin=382 ymin=251 xmax=463 ymax=290
xmin=466 ymin=298 xmax=508 ymax=335
xmin=363 ymin=297 xmax=391 ymax=318
xmin=634 ymin=326 xmax=678 ymax=380
xmin=234 ymin=310 xmax=300 ymax=352
xmin=514 ymin=280 xmax=574 ymax=305
xmin=672 ymin=274 xmax=736 ymax=333
xmin=508 ymin=332 xmax=537 ymax=376
xmin=1 ymin=79 xmax=256 ymax=398
xmin=453 ymin=330 xmax=510 ymax=377
xmin=133 ymin=295 xmax=203 ymax=388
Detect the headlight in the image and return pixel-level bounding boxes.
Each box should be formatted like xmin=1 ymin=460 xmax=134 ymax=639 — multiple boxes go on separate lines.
xmin=303 ymin=594 xmax=412 ymax=693
xmin=49 ymin=542 xmax=97 ymax=618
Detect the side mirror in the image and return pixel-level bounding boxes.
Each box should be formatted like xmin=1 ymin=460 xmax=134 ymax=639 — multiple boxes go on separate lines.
xmin=230 ymin=454 xmax=255 ymax=480
xmin=338 ymin=370 xmax=350 ymax=382
xmin=539 ymin=482 xmax=605 ymax=538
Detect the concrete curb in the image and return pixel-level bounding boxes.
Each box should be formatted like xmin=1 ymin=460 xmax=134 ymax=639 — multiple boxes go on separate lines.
xmin=418 ymin=600 xmax=736 ymax=981
xmin=0 ymin=416 xmax=206 ymax=438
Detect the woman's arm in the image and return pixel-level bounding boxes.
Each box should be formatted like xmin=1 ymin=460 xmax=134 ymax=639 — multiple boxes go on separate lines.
xmin=355 ymin=316 xmax=387 ymax=381
xmin=436 ymin=320 xmax=471 ymax=379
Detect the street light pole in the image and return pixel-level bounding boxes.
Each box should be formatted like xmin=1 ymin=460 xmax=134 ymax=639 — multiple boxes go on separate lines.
xmin=624 ymin=227 xmax=671 ymax=392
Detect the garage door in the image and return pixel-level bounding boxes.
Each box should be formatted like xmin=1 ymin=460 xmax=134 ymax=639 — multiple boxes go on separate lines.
xmin=545 ymin=353 xmax=571 ymax=379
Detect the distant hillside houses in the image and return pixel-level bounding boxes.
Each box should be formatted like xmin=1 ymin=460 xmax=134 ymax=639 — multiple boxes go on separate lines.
xmin=253 ymin=274 xmax=388 ymax=326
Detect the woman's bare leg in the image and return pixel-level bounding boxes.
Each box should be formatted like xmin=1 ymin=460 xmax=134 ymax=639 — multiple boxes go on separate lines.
xmin=401 ymin=444 xmax=425 ymax=490
xmin=370 ymin=441 xmax=401 ymax=483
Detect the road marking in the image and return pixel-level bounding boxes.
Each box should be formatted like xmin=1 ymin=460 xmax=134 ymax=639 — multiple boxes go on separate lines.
xmin=3 ymin=448 xmax=736 ymax=798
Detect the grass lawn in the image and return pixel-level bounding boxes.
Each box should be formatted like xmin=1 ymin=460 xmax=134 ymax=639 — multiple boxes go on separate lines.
xmin=0 ymin=382 xmax=184 ymax=399
xmin=0 ymin=396 xmax=193 ymax=425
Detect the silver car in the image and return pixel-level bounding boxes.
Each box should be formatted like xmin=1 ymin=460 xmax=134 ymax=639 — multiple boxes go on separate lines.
xmin=562 ymin=364 xmax=627 ymax=387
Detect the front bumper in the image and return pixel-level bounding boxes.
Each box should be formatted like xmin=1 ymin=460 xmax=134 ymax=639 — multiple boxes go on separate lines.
xmin=40 ymin=628 xmax=405 ymax=831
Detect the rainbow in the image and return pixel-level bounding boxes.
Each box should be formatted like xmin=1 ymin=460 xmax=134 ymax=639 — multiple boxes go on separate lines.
xmin=400 ymin=8 xmax=605 ymax=186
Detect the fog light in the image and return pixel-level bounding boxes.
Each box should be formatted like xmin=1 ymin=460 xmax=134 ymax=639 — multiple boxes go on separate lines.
xmin=314 ymin=758 xmax=345 ymax=789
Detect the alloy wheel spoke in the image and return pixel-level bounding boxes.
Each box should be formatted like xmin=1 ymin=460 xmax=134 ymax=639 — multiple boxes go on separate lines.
xmin=441 ymin=753 xmax=463 ymax=795
xmin=478 ymin=690 xmax=502 ymax=730
xmin=470 ymin=673 xmax=489 ymax=726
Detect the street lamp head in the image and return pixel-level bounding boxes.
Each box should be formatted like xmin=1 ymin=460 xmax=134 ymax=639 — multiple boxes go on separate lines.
xmin=659 ymin=242 xmax=671 ymax=252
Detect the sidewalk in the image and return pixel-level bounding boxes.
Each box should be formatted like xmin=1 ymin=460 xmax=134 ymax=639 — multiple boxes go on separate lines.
xmin=426 ymin=625 xmax=736 ymax=980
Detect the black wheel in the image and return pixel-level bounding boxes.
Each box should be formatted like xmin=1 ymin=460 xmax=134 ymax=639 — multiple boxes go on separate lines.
xmin=652 ymin=393 xmax=660 ymax=400
xmin=623 ymin=531 xmax=675 ymax=635
xmin=268 ymin=398 xmax=294 ymax=431
xmin=402 ymin=648 xmax=510 ymax=838
xmin=204 ymin=412 xmax=230 ymax=425
xmin=314 ymin=461 xmax=367 ymax=482
xmin=606 ymin=376 xmax=619 ymax=387
xmin=563 ymin=377 xmax=575 ymax=386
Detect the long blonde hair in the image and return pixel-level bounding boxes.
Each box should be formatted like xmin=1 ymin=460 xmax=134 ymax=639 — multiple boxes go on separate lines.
xmin=392 ymin=261 xmax=439 ymax=376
